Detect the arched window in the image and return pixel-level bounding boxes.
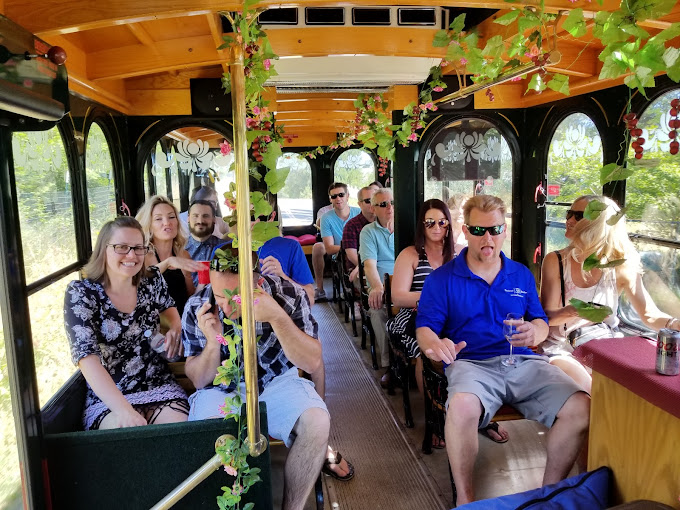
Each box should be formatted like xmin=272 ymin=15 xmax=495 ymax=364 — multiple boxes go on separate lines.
xmin=333 ymin=148 xmax=376 ymax=207
xmin=545 ymin=113 xmax=603 ymax=253
xmin=620 ymin=89 xmax=680 ymax=324
xmin=423 ymin=118 xmax=513 ymax=255
xmin=85 ymin=122 xmax=116 ymax=246
xmin=277 ymin=152 xmax=313 ymax=227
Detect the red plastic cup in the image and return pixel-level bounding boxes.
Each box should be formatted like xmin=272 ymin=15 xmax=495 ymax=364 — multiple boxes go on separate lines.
xmin=198 ymin=261 xmax=210 ymax=285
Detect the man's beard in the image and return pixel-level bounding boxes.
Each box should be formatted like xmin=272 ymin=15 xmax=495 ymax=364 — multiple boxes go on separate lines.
xmin=190 ymin=222 xmax=214 ymax=237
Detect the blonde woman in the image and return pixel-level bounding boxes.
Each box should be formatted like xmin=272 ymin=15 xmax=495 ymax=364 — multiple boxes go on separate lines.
xmin=64 ymin=217 xmax=188 ymax=429
xmin=540 ymin=194 xmax=680 ymax=392
xmin=136 ymin=195 xmax=202 ymax=317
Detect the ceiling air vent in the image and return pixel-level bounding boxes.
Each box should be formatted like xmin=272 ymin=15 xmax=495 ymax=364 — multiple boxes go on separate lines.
xmin=398 ymin=8 xmax=437 ymax=26
xmin=352 ymin=8 xmax=391 ymax=25
xmin=258 ymin=8 xmax=298 ymax=25
xmin=305 ymin=7 xmax=345 ymax=25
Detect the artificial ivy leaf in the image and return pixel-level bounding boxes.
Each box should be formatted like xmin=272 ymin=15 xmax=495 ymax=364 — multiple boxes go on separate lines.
xmin=525 ymin=73 xmax=546 ymax=94
xmin=570 ymin=298 xmax=613 ymax=323
xmin=594 ymin=11 xmax=628 ymax=45
xmin=563 ymin=9 xmax=587 ymax=38
xmin=650 ymin=23 xmax=680 ymax=45
xmin=263 ymin=164 xmax=288 ymax=194
xmin=668 ymin=51 xmax=680 ymax=82
xmin=463 ymin=31 xmax=479 ymax=49
xmin=243 ymin=503 xmax=255 ymax=510
xmin=606 ymin=208 xmax=627 ymax=226
xmin=599 ymin=57 xmax=627 ymax=81
xmin=518 ymin=12 xmax=540 ymax=34
xmin=620 ymin=22 xmax=650 ymax=40
xmin=600 ymin=162 xmax=634 ymax=185
xmin=638 ymin=43 xmax=666 ymax=73
xmin=583 ymin=199 xmax=608 ymax=220
xmin=250 ymin=191 xmax=272 ymax=218
xmin=630 ymin=0 xmax=676 ymax=22
xmin=482 ymin=35 xmax=505 ymax=59
xmin=246 ymin=130 xmax=268 ymax=144
xmin=250 ymin=221 xmax=280 ymax=250
xmin=507 ymin=34 xmax=526 ymax=58
xmin=663 ymin=47 xmax=680 ymax=69
xmin=449 ymin=13 xmax=466 ymax=33
xmin=485 ymin=58 xmax=506 ymax=80
xmin=494 ymin=10 xmax=520 ymax=26
xmin=582 ymin=253 xmax=602 ymax=272
xmin=261 ymin=141 xmax=283 ymax=174
xmin=546 ymin=73 xmax=570 ymax=95
xmin=433 ymin=30 xmax=450 ymax=47
xmin=464 ymin=48 xmax=485 ymax=75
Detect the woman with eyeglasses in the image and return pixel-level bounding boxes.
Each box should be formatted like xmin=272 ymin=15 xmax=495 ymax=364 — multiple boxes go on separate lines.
xmin=63 ymin=217 xmax=189 ymax=429
xmin=539 ymin=194 xmax=679 ymax=392
xmin=136 ymin=195 xmax=203 ymax=317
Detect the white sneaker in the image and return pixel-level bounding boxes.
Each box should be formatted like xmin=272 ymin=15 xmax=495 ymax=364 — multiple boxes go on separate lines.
xmin=315 ymin=288 xmax=327 ymax=301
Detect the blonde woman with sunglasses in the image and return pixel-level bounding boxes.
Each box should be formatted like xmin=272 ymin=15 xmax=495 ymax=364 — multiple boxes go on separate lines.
xmin=539 ymin=194 xmax=680 ymax=392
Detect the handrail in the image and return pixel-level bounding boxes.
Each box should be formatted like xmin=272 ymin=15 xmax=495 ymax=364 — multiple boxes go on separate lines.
xmin=230 ymin=42 xmax=267 ymax=458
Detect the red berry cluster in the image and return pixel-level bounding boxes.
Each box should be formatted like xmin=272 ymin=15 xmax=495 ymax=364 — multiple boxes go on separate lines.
xmin=377 ymin=157 xmax=389 ymax=177
xmin=485 ymin=88 xmax=495 ymax=102
xmin=668 ymin=98 xmax=680 ymax=155
xmin=251 ymin=137 xmax=264 ymax=162
xmin=531 ymin=53 xmax=550 ymax=77
xmin=354 ymin=108 xmax=362 ymax=137
xmin=624 ymin=113 xmax=645 ymax=160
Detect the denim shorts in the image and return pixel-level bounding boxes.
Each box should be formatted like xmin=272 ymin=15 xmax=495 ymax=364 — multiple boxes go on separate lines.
xmin=188 ymin=367 xmax=328 ymax=447
xmin=445 ymin=355 xmax=585 ymax=428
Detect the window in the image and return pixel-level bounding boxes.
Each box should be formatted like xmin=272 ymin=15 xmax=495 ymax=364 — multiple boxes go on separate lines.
xmin=423 ymin=118 xmax=513 ymax=255
xmin=333 ymin=148 xmax=376 ymax=207
xmin=85 ymin=122 xmax=116 ymax=246
xmin=545 ymin=113 xmax=603 ymax=253
xmin=277 ymin=153 xmax=313 ymax=227
xmin=0 ymin=303 xmax=23 ymax=509
xmin=12 ymin=128 xmax=77 ymax=283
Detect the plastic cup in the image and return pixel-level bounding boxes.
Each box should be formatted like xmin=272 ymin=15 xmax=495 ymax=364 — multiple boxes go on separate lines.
xmin=198 ymin=261 xmax=210 ymax=284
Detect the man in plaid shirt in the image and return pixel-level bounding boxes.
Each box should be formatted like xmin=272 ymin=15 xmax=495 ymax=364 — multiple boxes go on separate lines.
xmin=181 ymin=246 xmax=329 ymax=510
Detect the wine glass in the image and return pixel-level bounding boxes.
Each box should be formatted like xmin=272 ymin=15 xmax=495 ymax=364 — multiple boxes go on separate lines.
xmin=501 ymin=312 xmax=523 ymax=366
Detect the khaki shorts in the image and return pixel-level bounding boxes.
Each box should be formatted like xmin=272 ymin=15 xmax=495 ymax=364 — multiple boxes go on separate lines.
xmin=444 ymin=355 xmax=585 ymax=428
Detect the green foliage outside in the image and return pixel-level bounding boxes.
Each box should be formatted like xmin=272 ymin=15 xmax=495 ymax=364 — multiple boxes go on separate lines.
xmin=333 ymin=149 xmax=376 ymax=206
xmin=276 ymin=153 xmax=311 ymax=200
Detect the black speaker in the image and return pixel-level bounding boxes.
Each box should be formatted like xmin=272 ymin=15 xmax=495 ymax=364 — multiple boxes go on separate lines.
xmin=190 ymin=78 xmax=232 ymax=117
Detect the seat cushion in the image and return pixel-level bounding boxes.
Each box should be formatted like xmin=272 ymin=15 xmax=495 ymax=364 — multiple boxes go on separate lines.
xmin=456 ymin=466 xmax=611 ymax=510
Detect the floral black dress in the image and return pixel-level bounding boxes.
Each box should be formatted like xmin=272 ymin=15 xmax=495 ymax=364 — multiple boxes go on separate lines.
xmin=64 ymin=267 xmax=188 ymax=430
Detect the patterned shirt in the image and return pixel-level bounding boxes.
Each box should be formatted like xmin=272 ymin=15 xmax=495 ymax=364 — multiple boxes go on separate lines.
xmin=181 ymin=274 xmax=318 ymax=394
xmin=341 ymin=213 xmax=371 ymax=270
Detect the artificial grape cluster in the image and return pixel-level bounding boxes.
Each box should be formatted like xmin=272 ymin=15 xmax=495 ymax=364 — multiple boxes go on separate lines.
xmin=669 ymin=98 xmax=680 ymax=155
xmin=531 ymin=53 xmax=550 ymax=78
xmin=624 ymin=113 xmax=645 ymax=159
xmin=485 ymin=88 xmax=495 ymax=102
xmin=243 ymin=43 xmax=260 ymax=77
xmin=377 ymin=157 xmax=389 ymax=177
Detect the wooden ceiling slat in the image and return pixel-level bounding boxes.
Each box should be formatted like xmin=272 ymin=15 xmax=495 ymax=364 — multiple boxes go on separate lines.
xmin=276 ymin=111 xmax=356 ymax=122
xmin=127 ymin=23 xmax=157 ymax=49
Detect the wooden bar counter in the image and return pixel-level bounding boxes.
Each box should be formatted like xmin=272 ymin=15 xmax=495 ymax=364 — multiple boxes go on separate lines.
xmin=573 ymin=336 xmax=680 ymax=509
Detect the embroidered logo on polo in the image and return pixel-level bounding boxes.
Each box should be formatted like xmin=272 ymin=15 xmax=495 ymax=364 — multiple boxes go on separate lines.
xmin=505 ymin=287 xmax=527 ymax=298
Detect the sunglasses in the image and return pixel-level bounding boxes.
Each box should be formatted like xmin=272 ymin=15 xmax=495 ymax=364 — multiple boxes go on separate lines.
xmin=423 ymin=218 xmax=450 ymax=229
xmin=360 ymin=198 xmax=372 ymax=204
xmin=107 ymin=244 xmax=150 ymax=255
xmin=376 ymin=200 xmax=394 ymax=208
xmin=465 ymin=224 xmax=506 ymax=236
xmin=566 ymin=210 xmax=584 ymax=221
xmin=330 ymin=192 xmax=346 ymax=199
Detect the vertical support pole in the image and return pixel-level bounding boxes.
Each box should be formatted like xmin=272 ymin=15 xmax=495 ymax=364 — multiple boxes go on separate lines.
xmin=229 ymin=43 xmax=266 ymax=457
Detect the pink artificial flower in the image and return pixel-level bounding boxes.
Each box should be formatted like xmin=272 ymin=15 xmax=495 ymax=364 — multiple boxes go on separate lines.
xmin=407 ymin=133 xmax=418 ymax=142
xmin=216 ymin=335 xmax=228 ymax=346
xmin=253 ymin=298 xmax=260 ymax=305
xmin=252 ymin=106 xmax=261 ymax=115
xmin=224 ymin=465 xmax=238 ymax=477
xmin=460 ymin=58 xmax=468 ymax=65
xmin=232 ymin=295 xmax=242 ymax=305
xmin=440 ymin=60 xmax=449 ymax=67
xmin=263 ymin=135 xmax=271 ymax=143
xmin=374 ymin=95 xmax=381 ymax=102
xmin=511 ymin=76 xmax=522 ymax=82
xmin=525 ymin=45 xmax=540 ymax=58
xmin=263 ymin=59 xmax=271 ymax=71
xmin=425 ymin=102 xmax=434 ymax=110
xmin=225 ymin=198 xmax=237 ymax=210
xmin=219 ymin=402 xmax=229 ymax=416
xmin=433 ymin=86 xmax=443 ymax=92
xmin=432 ymin=105 xmax=438 ymax=111
xmin=235 ymin=35 xmax=243 ymax=44
xmin=246 ymin=117 xmax=258 ymax=128
xmin=219 ymin=140 xmax=232 ymax=156
xmin=232 ymin=483 xmax=244 ymax=496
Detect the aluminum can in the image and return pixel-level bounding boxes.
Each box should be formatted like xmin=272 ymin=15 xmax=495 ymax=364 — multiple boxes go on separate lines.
xmin=656 ymin=328 xmax=680 ymax=376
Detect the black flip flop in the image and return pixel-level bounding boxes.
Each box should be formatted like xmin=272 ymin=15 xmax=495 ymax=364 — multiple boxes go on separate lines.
xmin=322 ymin=450 xmax=355 ymax=481
xmin=480 ymin=422 xmax=509 ymax=443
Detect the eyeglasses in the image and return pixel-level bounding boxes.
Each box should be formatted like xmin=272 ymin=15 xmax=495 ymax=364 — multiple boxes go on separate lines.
xmin=330 ymin=192 xmax=346 ymax=199
xmin=465 ymin=224 xmax=506 ymax=236
xmin=566 ymin=210 xmax=584 ymax=221
xmin=361 ymin=198 xmax=372 ymax=204
xmin=376 ymin=200 xmax=394 ymax=208
xmin=424 ymin=218 xmax=450 ymax=229
xmin=107 ymin=244 xmax=149 ymax=255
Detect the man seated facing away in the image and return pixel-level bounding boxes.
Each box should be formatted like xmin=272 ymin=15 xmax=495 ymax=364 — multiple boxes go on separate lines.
xmin=312 ymin=182 xmax=360 ymax=301
xmin=181 ymin=246 xmax=330 ymax=509
xmin=341 ymin=185 xmax=377 ymax=282
xmin=416 ymin=195 xmax=590 ymax=507
xmin=359 ymin=188 xmax=395 ymax=372
xmin=185 ymin=200 xmax=223 ymax=287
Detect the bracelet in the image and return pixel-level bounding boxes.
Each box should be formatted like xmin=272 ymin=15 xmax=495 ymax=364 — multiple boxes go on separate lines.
xmin=665 ymin=317 xmax=679 ymax=330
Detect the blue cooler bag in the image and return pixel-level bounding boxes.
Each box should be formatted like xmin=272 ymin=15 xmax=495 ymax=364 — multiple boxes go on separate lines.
xmin=456 ymin=466 xmax=611 ymax=510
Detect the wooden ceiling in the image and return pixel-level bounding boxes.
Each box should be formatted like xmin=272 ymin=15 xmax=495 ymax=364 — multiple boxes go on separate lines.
xmin=3 ymin=0 xmax=680 ymax=147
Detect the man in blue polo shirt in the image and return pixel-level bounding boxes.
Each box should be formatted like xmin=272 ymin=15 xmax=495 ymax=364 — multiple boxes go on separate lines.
xmin=359 ymin=188 xmax=395 ymax=370
xmin=416 ymin=195 xmax=590 ymax=507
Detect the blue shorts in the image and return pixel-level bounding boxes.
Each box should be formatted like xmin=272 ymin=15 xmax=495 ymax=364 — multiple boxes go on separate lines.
xmin=188 ymin=368 xmax=328 ymax=447
xmin=445 ymin=355 xmax=585 ymax=429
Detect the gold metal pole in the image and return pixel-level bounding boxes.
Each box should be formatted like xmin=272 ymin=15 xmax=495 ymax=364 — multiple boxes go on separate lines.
xmin=149 ymin=435 xmax=234 ymax=510
xmin=434 ymin=50 xmax=561 ymax=106
xmin=229 ymin=43 xmax=267 ymax=458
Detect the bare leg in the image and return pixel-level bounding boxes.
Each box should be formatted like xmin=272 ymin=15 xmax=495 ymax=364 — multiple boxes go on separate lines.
xmin=312 ymin=243 xmax=326 ymax=291
xmin=152 ymin=406 xmax=189 ymax=424
xmin=283 ymin=407 xmax=330 ymax=510
xmin=550 ymin=356 xmax=592 ymax=393
xmin=543 ymin=391 xmax=590 ymax=486
xmin=446 ymin=393 xmax=482 ymax=506
xmin=415 ymin=357 xmax=424 ymax=396
xmin=310 ymin=361 xmax=326 ymax=401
